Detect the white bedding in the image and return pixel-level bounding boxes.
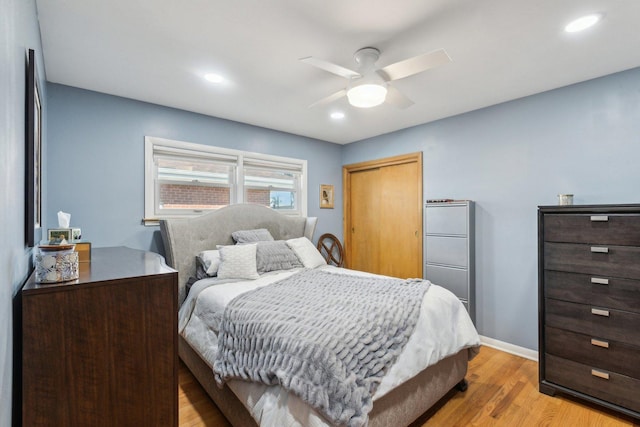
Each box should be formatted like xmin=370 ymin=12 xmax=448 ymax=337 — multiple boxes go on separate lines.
xmin=179 ymin=265 xmax=480 ymax=427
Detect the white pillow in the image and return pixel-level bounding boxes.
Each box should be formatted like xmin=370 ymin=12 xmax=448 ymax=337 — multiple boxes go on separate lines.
xmin=197 ymin=250 xmax=221 ymax=276
xmin=286 ymin=237 xmax=327 ymax=269
xmin=217 ymin=244 xmax=260 ymax=280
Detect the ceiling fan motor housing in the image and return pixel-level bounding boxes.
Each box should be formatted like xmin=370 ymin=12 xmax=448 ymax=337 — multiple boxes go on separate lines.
xmin=353 ymin=47 xmax=381 ymax=72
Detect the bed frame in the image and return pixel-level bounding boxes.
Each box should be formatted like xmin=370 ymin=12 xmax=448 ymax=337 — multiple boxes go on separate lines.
xmin=161 ymin=204 xmax=469 ymax=426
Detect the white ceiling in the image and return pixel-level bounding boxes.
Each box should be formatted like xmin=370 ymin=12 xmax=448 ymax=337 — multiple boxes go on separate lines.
xmin=36 ymin=0 xmax=640 ymax=145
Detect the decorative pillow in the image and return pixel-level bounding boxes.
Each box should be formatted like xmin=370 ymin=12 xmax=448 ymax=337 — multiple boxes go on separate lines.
xmin=217 ymin=244 xmax=260 ymax=280
xmin=196 ymin=250 xmax=221 ymax=276
xmin=256 ymin=241 xmax=303 ymax=273
xmin=231 ymin=228 xmax=275 ymax=244
xmin=194 ymin=263 xmax=208 ymax=280
xmin=286 ymin=237 xmax=327 ymax=269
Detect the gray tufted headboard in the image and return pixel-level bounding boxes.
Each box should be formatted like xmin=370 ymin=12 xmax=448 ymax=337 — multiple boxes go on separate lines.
xmin=160 ymin=204 xmax=317 ymax=306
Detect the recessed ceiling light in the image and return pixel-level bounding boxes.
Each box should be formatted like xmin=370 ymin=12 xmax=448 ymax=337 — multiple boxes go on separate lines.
xmin=330 ymin=112 xmax=345 ymax=120
xmin=204 ymin=73 xmax=225 ymax=83
xmin=565 ymin=14 xmax=602 ymax=33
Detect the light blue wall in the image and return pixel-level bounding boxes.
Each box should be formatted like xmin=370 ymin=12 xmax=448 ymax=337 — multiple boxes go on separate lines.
xmin=0 ymin=0 xmax=47 ymax=424
xmin=343 ymin=67 xmax=640 ymax=351
xmin=45 ymin=66 xmax=640 ymax=353
xmin=46 ymin=84 xmax=344 ymax=255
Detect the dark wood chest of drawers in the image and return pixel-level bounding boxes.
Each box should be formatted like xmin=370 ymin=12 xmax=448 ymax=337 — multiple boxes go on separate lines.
xmin=22 ymin=247 xmax=178 ymax=426
xmin=538 ymin=205 xmax=640 ymax=419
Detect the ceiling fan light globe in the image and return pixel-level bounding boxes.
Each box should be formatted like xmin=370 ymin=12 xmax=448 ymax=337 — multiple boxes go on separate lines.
xmin=347 ymin=84 xmax=387 ymax=108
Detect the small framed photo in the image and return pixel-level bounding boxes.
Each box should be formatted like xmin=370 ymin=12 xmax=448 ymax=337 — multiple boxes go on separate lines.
xmin=47 ymin=228 xmax=72 ymax=242
xmin=320 ymin=184 xmax=334 ymax=209
xmin=71 ymin=228 xmax=82 ymax=241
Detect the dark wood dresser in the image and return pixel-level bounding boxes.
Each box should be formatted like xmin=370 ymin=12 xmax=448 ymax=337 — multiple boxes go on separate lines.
xmin=22 ymin=247 xmax=178 ymax=426
xmin=538 ymin=204 xmax=640 ymax=419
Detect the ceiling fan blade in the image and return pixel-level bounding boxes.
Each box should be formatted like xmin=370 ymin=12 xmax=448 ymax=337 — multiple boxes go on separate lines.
xmin=378 ymin=48 xmax=451 ymax=81
xmin=300 ymin=57 xmax=361 ymax=79
xmin=308 ymin=89 xmax=347 ymax=108
xmin=385 ymin=85 xmax=414 ymax=109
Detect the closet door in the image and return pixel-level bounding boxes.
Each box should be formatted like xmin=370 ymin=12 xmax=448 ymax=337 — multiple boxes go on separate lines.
xmin=344 ymin=152 xmax=422 ymax=278
xmin=379 ymin=161 xmax=421 ymax=278
xmin=349 ymin=168 xmax=381 ymax=273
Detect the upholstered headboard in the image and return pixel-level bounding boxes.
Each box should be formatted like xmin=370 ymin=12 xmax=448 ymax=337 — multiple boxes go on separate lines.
xmin=160 ymin=204 xmax=317 ymax=305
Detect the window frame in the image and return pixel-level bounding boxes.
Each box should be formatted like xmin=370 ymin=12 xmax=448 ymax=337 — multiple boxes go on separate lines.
xmin=144 ymin=136 xmax=307 ymax=224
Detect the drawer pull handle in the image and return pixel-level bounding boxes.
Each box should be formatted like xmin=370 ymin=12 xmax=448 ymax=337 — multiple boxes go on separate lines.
xmin=590 ymin=246 xmax=609 ymax=254
xmin=591 ymin=369 xmax=610 ymax=380
xmin=591 ymin=338 xmax=609 ymax=348
xmin=590 ymin=215 xmax=609 ymax=222
xmin=591 ymin=308 xmax=610 ymax=317
xmin=591 ymin=277 xmax=609 ymax=285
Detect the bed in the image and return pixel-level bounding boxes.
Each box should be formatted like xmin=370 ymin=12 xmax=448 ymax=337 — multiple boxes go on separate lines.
xmin=160 ymin=203 xmax=480 ymax=427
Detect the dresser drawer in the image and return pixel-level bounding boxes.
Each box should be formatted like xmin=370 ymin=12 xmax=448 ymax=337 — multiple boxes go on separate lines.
xmin=544 ymin=214 xmax=640 ymax=245
xmin=544 ymin=270 xmax=640 ymax=313
xmin=545 ymin=326 xmax=640 ymax=379
xmin=545 ymin=298 xmax=640 ymax=346
xmin=545 ymin=242 xmax=640 ymax=280
xmin=545 ymin=354 xmax=640 ymax=413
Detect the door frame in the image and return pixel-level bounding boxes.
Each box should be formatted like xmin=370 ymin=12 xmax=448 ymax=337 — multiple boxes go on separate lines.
xmin=342 ymin=152 xmax=423 ymax=270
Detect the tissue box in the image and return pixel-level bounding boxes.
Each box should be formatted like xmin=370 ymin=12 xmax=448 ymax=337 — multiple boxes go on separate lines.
xmin=35 ymin=245 xmax=79 ymax=283
xmin=47 ymin=228 xmax=82 ymax=242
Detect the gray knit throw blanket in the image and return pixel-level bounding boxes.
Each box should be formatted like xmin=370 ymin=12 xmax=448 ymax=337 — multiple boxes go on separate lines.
xmin=213 ymin=269 xmax=430 ymax=427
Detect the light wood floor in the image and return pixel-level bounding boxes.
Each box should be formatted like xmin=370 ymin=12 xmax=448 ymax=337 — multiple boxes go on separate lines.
xmin=179 ymin=345 xmax=640 ymax=427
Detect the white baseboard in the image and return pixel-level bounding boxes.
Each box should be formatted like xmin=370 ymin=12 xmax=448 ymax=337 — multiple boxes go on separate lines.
xmin=479 ymin=335 xmax=538 ymax=362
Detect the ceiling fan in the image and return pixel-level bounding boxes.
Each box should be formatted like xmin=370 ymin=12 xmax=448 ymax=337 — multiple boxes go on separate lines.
xmin=300 ymin=47 xmax=451 ymax=109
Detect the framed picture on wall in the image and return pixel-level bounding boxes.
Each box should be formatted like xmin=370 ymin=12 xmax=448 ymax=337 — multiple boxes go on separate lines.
xmin=25 ymin=48 xmax=43 ymax=247
xmin=320 ymin=184 xmax=334 ymax=209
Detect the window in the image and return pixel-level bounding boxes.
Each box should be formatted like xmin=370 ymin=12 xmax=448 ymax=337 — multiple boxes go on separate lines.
xmin=243 ymin=159 xmax=302 ymax=213
xmin=144 ymin=137 xmax=307 ymax=223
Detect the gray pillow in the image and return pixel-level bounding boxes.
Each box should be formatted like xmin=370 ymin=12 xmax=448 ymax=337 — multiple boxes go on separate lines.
xmin=194 ymin=263 xmax=208 ymax=280
xmin=256 ymin=240 xmax=303 ymax=273
xmin=232 ymin=228 xmax=275 ymax=243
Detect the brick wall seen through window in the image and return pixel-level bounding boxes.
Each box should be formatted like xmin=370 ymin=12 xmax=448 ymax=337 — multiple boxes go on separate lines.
xmin=159 ymin=184 xmax=270 ymax=209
